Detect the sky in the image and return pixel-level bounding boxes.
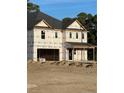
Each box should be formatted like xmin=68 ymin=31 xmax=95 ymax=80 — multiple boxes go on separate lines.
xmin=30 ymin=0 xmax=97 ymax=20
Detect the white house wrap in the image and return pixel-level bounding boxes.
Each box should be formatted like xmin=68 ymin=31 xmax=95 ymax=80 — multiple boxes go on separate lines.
xmin=27 ymin=11 xmax=96 ymax=62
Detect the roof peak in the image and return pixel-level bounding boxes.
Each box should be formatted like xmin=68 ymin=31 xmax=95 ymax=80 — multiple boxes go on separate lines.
xmin=27 ymin=11 xmax=87 ymax=30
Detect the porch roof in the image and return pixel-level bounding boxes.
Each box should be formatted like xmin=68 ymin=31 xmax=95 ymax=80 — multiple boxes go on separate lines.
xmin=65 ymin=42 xmax=96 ymax=48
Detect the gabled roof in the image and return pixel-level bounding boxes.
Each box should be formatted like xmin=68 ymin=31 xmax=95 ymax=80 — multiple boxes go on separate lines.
xmin=64 ymin=19 xmax=87 ymax=30
xmin=27 ymin=11 xmax=87 ymax=31
xmin=62 ymin=19 xmax=75 ymax=29
xmin=35 ymin=19 xmax=52 ymax=28
xmin=27 ymin=11 xmax=62 ymax=30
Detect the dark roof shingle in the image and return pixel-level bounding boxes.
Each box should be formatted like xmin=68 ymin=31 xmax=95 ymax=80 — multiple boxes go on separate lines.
xmin=27 ymin=11 xmax=62 ymax=30
xmin=27 ymin=11 xmax=86 ymax=30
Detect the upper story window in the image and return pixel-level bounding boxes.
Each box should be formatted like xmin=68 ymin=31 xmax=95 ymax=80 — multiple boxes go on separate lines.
xmin=82 ymin=33 xmax=84 ymax=39
xmin=55 ymin=32 xmax=58 ymax=38
xmin=76 ymin=32 xmax=78 ymax=39
xmin=41 ymin=31 xmax=45 ymax=39
xmin=70 ymin=32 xmax=72 ymax=38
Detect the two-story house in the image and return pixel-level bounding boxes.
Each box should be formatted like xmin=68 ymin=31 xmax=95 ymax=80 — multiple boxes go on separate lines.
xmin=27 ymin=11 xmax=96 ymax=62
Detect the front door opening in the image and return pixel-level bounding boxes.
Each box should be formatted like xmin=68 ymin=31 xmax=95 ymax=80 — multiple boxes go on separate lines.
xmin=69 ymin=49 xmax=72 ymax=60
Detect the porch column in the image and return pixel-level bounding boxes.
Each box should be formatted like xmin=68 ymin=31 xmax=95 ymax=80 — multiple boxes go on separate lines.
xmin=93 ymin=47 xmax=95 ymax=61
xmin=65 ymin=49 xmax=68 ymax=61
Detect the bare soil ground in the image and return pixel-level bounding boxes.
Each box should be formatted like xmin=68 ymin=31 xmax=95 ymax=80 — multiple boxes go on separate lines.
xmin=28 ymin=62 xmax=97 ymax=93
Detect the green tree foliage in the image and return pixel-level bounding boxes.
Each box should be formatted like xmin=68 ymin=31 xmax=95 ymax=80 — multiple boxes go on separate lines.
xmin=87 ymin=15 xmax=97 ymax=45
xmin=27 ymin=0 xmax=40 ymax=12
xmin=77 ymin=12 xmax=88 ymax=25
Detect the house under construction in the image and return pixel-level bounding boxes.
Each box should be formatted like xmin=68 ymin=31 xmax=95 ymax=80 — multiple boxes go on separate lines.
xmin=27 ymin=11 xmax=96 ymax=62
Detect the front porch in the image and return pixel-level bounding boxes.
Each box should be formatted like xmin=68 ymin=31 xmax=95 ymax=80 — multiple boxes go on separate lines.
xmin=65 ymin=42 xmax=96 ymax=62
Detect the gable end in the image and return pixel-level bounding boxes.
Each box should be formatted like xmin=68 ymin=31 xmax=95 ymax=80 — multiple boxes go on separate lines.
xmin=35 ymin=19 xmax=52 ymax=28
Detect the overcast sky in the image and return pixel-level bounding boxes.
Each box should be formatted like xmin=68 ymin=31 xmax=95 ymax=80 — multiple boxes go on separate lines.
xmin=30 ymin=0 xmax=97 ymax=20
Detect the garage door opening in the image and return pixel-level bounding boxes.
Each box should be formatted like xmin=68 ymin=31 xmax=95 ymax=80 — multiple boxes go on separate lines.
xmin=37 ymin=49 xmax=59 ymax=61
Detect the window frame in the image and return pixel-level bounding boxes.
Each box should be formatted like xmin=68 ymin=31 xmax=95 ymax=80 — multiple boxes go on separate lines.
xmin=69 ymin=32 xmax=72 ymax=38
xmin=55 ymin=32 xmax=58 ymax=38
xmin=82 ymin=33 xmax=84 ymax=39
xmin=41 ymin=31 xmax=45 ymax=39
xmin=76 ymin=32 xmax=78 ymax=39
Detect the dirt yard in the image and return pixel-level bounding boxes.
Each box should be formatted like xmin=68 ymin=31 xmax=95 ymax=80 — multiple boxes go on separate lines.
xmin=27 ymin=62 xmax=97 ymax=93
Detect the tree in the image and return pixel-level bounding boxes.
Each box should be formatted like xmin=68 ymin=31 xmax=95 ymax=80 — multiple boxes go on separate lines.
xmin=27 ymin=0 xmax=40 ymax=12
xmin=77 ymin=12 xmax=88 ymax=25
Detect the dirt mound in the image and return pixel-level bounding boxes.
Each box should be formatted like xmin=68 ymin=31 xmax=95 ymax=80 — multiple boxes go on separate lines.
xmin=28 ymin=63 xmax=97 ymax=93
